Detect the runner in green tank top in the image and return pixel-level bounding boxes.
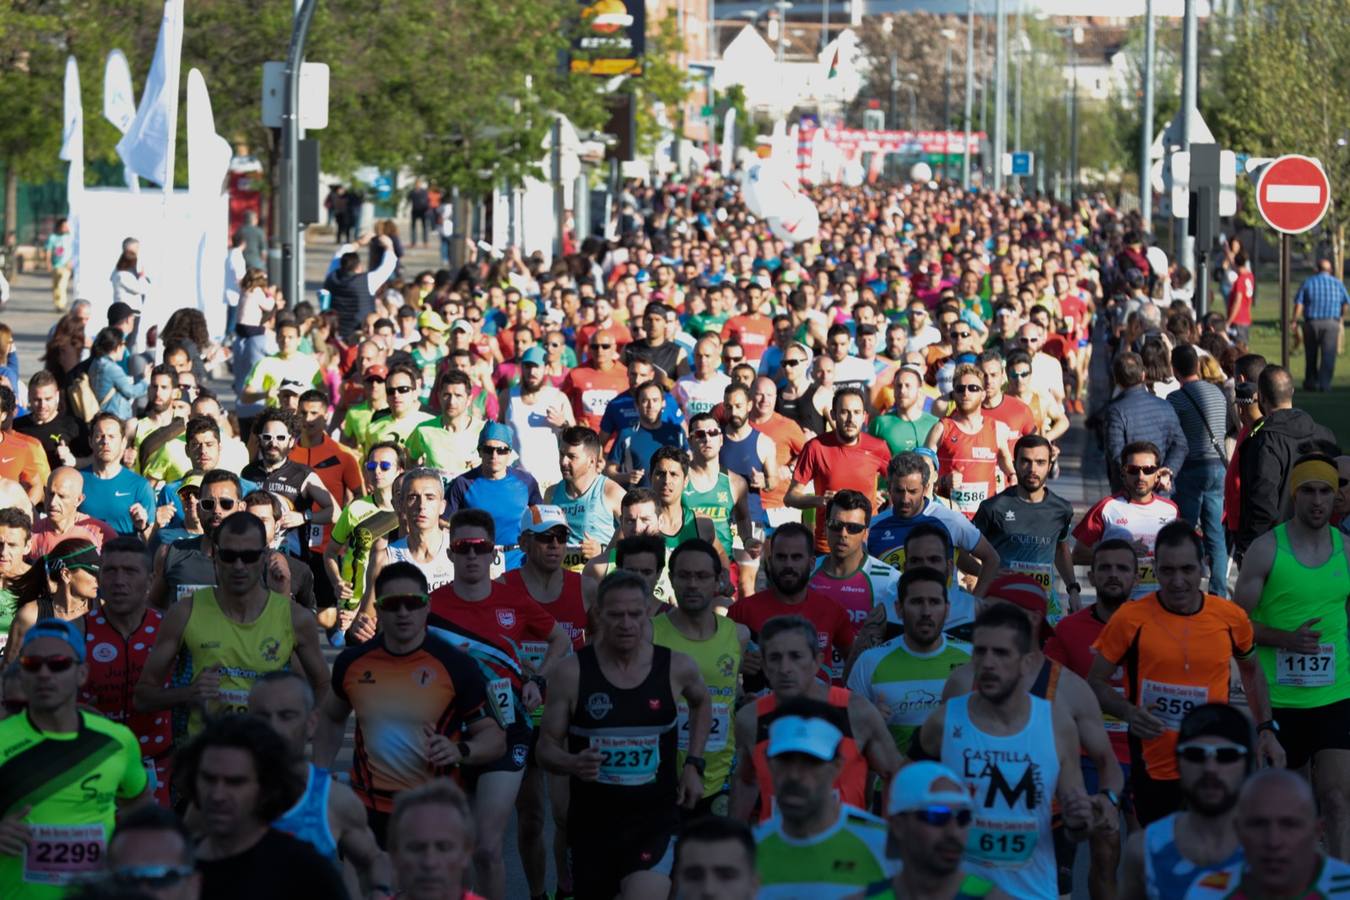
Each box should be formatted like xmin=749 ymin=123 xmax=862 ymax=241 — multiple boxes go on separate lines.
xmin=650 ymin=446 xmax=727 ymax=570
xmin=1234 ymin=453 xmax=1350 ymax=855
xmin=684 ymin=412 xmax=755 ymax=563
xmin=654 ymin=539 xmax=749 ymax=815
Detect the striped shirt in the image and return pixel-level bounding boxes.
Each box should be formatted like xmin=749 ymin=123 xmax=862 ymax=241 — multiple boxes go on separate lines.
xmin=1295 ymin=272 xmax=1350 ymax=321
xmin=1167 ymin=380 xmax=1229 ymax=463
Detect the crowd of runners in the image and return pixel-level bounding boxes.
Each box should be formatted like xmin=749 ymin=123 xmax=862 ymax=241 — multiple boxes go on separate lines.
xmin=0 ymin=172 xmax=1345 ymax=900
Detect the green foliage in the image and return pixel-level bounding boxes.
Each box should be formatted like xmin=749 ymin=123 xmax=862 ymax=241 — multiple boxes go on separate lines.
xmin=2 ymin=0 xmax=609 ymax=197
xmin=627 ymin=13 xmax=691 ymax=157
xmin=1211 ymin=0 xmax=1350 ymax=271
xmin=717 ymin=84 xmax=756 ymax=150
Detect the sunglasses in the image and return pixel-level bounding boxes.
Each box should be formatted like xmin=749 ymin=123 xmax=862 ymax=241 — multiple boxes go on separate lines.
xmin=1123 ymin=464 xmax=1160 ymax=476
xmin=480 ymin=445 xmax=512 ymax=456
xmin=950 ymin=330 xmax=973 ymax=339
xmin=258 ymin=433 xmax=289 ymax=444
xmin=909 ymin=806 xmax=974 ymax=827
xmin=452 ymin=538 xmax=495 ymax=556
xmin=363 ymin=375 xmax=387 ymax=383
xmin=1008 ymin=369 xmax=1031 ymax=379
xmin=112 ymin=866 xmax=198 ymax=889
xmin=366 ymin=460 xmax=395 ymax=471
xmin=389 ymin=384 xmax=416 ymax=395
xmin=1177 ymin=742 xmax=1248 ymax=765
xmin=827 ymin=520 xmax=867 ymax=535
xmin=592 ymin=343 xmax=615 ymax=351
xmin=783 ymin=359 xmax=804 ymax=367
xmin=691 ymin=429 xmax=722 ymax=440
xmin=953 ymin=384 xmax=985 ymax=394
xmin=530 ymin=529 xmax=569 ymax=546
xmin=19 ymin=654 xmax=76 ymax=674
xmin=198 ymin=497 xmax=237 ymax=512
xmin=218 ymin=548 xmax=265 ymax=564
xmin=376 ymin=593 xmax=430 ymax=612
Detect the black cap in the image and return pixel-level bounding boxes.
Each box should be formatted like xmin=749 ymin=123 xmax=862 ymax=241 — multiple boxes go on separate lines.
xmin=107 ymin=302 xmax=136 ymax=326
xmin=1177 ymin=703 xmax=1255 ymax=771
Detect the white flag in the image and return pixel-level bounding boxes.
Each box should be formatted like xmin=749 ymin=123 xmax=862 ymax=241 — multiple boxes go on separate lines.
xmin=720 ymin=108 xmax=737 ymax=178
xmin=60 ymin=56 xmax=82 ymax=163
xmin=116 ymin=0 xmax=183 ymax=189
xmin=103 ymin=50 xmax=136 ymax=133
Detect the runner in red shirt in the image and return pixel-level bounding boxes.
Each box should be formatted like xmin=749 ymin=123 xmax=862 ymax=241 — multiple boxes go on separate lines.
xmin=729 ymin=522 xmax=856 ymax=687
xmin=561 ymin=335 xmax=629 ymax=431
xmin=721 ymin=300 xmax=775 ymax=364
xmin=786 ymin=387 xmax=891 ymax=552
xmin=428 ymin=509 xmax=572 ymax=900
xmin=925 ymin=363 xmax=1014 ymax=519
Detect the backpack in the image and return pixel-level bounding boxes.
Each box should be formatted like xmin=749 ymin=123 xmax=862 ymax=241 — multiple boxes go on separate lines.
xmin=67 ymin=369 xmax=113 ymax=422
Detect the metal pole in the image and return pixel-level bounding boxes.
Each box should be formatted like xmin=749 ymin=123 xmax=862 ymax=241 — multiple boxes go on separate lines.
xmin=944 ymin=43 xmax=952 ymax=180
xmin=821 ymin=0 xmax=828 ymax=53
xmin=1069 ymin=52 xmax=1078 ymax=198
xmin=281 ymin=0 xmax=318 ymax=310
xmin=1177 ymin=0 xmax=1199 ymax=275
xmin=1280 ymin=232 xmax=1291 ymax=368
xmin=1140 ymin=0 xmax=1155 ymax=233
xmin=889 ymin=52 xmax=898 ymax=130
xmin=963 ymin=0 xmax=975 ymax=189
xmin=776 ymin=2 xmax=787 ymax=63
xmin=1013 ymin=2 xmax=1023 ymax=157
xmin=909 ymin=88 xmax=917 ymax=131
xmin=993 ymin=0 xmax=1007 ymax=192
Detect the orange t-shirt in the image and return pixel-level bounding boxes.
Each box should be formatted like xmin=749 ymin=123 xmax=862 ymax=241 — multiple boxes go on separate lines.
xmin=1093 ymin=591 xmax=1255 ymax=781
xmin=290 ymin=435 xmax=363 ymax=550
xmin=752 ymin=413 xmax=807 ymax=510
xmin=0 ymin=429 xmax=50 ymax=495
xmin=561 ymin=364 xmax=629 ymax=431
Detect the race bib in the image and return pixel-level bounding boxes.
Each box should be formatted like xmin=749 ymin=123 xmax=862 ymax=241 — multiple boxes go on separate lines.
xmin=593 ymin=733 xmax=661 ymax=786
xmin=1276 ymin=644 xmax=1336 ymax=687
xmin=1007 ymin=560 xmax=1053 ymax=590
xmin=519 ymin=641 xmax=549 ymax=671
xmin=24 ymin=824 xmax=104 ymax=884
xmin=968 ymin=822 xmax=1038 ymax=865
xmin=1140 ymin=678 xmax=1208 ymax=730
xmin=1103 ymin=682 xmax=1129 ymax=733
xmin=489 ymin=677 xmax=516 ymax=725
xmin=951 ymin=481 xmax=989 ymax=513
xmin=1136 ymin=560 xmax=1157 ymax=587
xmin=563 ymin=545 xmax=587 ymax=572
xmin=175 ymin=584 xmax=211 ymax=603
xmin=215 ymin=688 xmax=249 ymax=716
xmin=581 ymin=390 xmax=618 ymax=415
xmin=307 ymin=524 xmax=324 ymax=549
xmin=676 ymin=701 xmax=730 ymax=752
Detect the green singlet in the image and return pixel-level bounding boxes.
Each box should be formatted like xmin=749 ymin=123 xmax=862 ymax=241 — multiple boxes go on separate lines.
xmin=682 ymin=472 xmax=735 ymax=558
xmin=862 ymin=872 xmax=998 ymax=898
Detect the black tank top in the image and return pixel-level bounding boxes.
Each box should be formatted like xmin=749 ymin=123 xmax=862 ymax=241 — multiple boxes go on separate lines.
xmin=164 ymin=537 xmax=218 ymax=605
xmin=567 ymin=644 xmax=678 ymax=829
xmin=241 ymin=459 xmax=312 ymax=513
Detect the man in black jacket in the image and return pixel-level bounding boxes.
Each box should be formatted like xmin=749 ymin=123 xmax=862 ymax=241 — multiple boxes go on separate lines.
xmin=1236 ymin=365 xmax=1338 ymax=558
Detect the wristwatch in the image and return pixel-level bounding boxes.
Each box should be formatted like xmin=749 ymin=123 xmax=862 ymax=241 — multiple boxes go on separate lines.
xmin=1256 ymin=719 xmax=1280 ymax=735
xmin=1066 ymin=582 xmax=1082 ymax=594
xmin=456 ymin=741 xmax=472 ymax=763
xmin=1099 ymin=789 xmax=1121 ymax=809
xmin=530 ymin=674 xmax=548 ymax=692
xmin=685 ymin=755 xmax=707 ymax=776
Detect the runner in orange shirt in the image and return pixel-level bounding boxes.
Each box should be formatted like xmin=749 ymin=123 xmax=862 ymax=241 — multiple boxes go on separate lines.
xmin=0 ymin=383 xmax=49 ymax=508
xmin=1088 ymin=520 xmax=1285 ymax=825
xmin=750 ymin=377 xmax=808 ymax=530
xmin=924 ymin=363 xmax=1014 ymax=520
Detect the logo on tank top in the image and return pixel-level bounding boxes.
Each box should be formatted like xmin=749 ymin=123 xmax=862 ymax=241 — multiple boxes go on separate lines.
xmin=718 ymin=654 xmax=736 ymax=678
xmin=496 ymin=609 xmax=516 ymax=629
xmin=586 ymin=692 xmax=612 ymax=720
xmin=91 ymin=642 xmax=118 ymax=663
xmin=260 ymin=637 xmax=282 ymax=663
xmin=648 ymin=699 xmax=662 ymax=711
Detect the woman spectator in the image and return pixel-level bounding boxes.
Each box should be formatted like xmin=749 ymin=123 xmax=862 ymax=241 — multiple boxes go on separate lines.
xmin=1141 ymin=336 xmax=1180 ymax=399
xmin=41 ymin=313 xmax=85 ymax=387
xmin=369 ymin=219 xmax=404 ymax=279
xmin=159 ymin=308 xmax=214 ymax=384
xmin=89 ymin=327 xmax=147 ymax=418
xmin=232 ymin=268 xmax=276 ymax=414
xmin=0 ymin=324 xmax=16 ymax=392
xmin=110 ymin=244 xmax=151 ymax=350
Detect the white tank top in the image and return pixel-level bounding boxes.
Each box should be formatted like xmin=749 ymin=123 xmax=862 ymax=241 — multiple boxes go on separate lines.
xmin=506 ymin=385 xmax=565 ymax=490
xmin=386 ymin=531 xmax=456 ymax=592
xmin=940 ymin=694 xmax=1060 ymax=900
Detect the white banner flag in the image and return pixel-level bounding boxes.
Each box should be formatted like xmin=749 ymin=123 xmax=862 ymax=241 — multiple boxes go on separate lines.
xmin=115 ymin=0 xmax=183 ymax=189
xmin=103 ymin=49 xmax=136 ymax=133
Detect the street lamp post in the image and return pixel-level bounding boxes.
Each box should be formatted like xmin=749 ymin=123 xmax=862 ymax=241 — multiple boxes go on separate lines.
xmin=942 ymin=28 xmax=957 ymax=181
xmin=1140 ymin=0 xmax=1155 ymax=233
xmin=993 ymin=0 xmax=1007 ymax=192
xmin=821 ymin=0 xmax=829 ymax=53
xmin=962 ymin=0 xmax=974 ymax=189
xmin=883 ymin=17 xmax=897 ymax=129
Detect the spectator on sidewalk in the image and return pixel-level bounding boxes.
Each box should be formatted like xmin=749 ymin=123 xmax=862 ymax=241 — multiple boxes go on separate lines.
xmin=1292 ymin=258 xmax=1350 ymax=392
xmin=1168 ymin=343 xmax=1232 ymax=597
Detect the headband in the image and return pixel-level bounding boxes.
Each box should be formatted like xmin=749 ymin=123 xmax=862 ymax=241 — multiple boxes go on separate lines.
xmin=1291 ymin=458 xmax=1338 ymax=496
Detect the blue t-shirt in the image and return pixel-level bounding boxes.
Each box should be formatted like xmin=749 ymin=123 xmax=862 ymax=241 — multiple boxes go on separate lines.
xmin=866 ymin=512 xmax=947 ymax=570
xmin=608 ymin=423 xmax=688 ymax=486
xmin=446 ymin=467 xmax=542 ymax=568
xmin=598 ymin=391 xmax=684 ymax=437
xmin=79 ymin=466 xmax=156 ymax=536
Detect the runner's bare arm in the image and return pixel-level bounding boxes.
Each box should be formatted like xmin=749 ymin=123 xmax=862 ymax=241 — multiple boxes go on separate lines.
xmin=535 ymin=655 xmax=583 ymax=777
xmin=961 ymin=536 xmax=1002 ymax=598
xmin=330 ymin=778 xmax=394 ymax=895
xmin=729 ymin=704 xmax=760 ymax=821
xmin=842 ymin=605 xmax=887 ymax=681
xmin=1232 ymin=530 xmax=1276 ymax=613
xmin=301 ymin=472 xmax=335 ymax=525
xmin=1062 ymin=668 xmax=1124 ymax=794
xmin=1053 ymin=702 xmax=1093 ymax=840
xmin=1236 ymin=651 xmax=1286 ymax=768
xmin=923 ymin=421 xmax=943 ymax=451
xmin=916 ymin=702 xmax=947 ymax=760
xmin=850 ymin=693 xmax=901 ymax=780
xmin=694 ymin=516 xmax=731 ymax=570
xmin=133 ymin=598 xmax=199 ymax=712
xmin=313 ymin=691 xmax=352 ymax=768
xmin=538 ymin=622 xmax=572 ymax=677
xmin=148 ymin=543 xmax=171 ymax=609
xmin=1119 ymin=829 xmax=1149 ymax=900
xmin=290 ymin=603 xmax=331 ymax=702
xmin=758 ymin=433 xmax=779 ymax=493
xmin=1055 ymin=540 xmax=1079 ymax=611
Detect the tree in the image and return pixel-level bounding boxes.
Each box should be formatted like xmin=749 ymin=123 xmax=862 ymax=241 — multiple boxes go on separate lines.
xmin=1213 ymin=0 xmax=1350 ymax=274
xmin=626 ymin=13 xmax=692 ymax=158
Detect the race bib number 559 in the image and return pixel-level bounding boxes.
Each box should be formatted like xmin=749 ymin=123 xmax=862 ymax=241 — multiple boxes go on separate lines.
xmin=1141 ymin=679 xmax=1207 ymax=730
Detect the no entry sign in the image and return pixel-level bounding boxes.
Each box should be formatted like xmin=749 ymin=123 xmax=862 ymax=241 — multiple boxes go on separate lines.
xmin=1257 ymin=154 xmax=1330 ymax=234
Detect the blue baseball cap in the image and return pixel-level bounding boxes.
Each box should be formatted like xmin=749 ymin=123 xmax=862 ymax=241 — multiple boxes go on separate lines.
xmin=22 ymin=618 xmax=86 ymax=663
xmin=478 ymin=421 xmax=514 ymax=449
xmin=521 ymin=345 xmax=547 ymax=367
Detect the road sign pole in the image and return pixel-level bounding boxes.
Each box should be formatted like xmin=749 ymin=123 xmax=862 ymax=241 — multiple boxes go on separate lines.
xmin=1281 ymin=232 xmax=1292 ymax=369
xmin=281 ymin=0 xmax=318 ymax=309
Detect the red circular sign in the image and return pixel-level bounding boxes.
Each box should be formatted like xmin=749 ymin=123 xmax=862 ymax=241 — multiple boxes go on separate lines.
xmin=1257 ymin=154 xmax=1330 ymax=234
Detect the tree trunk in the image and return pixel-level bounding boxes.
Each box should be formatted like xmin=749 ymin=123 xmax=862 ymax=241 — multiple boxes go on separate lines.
xmin=3 ymin=163 xmax=16 ymax=245
xmin=1336 ymin=221 xmax=1345 ymax=283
